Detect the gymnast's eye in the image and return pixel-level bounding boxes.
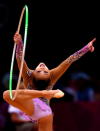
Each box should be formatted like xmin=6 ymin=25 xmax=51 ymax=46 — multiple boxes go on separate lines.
xmin=37 ymin=71 xmax=41 ymax=73
xmin=44 ymin=71 xmax=48 ymax=74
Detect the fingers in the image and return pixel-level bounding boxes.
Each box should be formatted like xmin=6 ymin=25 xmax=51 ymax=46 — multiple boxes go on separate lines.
xmin=90 ymin=46 xmax=95 ymax=52
xmin=88 ymin=38 xmax=96 ymax=52
xmin=91 ymin=38 xmax=96 ymax=43
xmin=14 ymin=33 xmax=21 ymax=39
xmin=88 ymin=37 xmax=96 ymax=46
xmin=13 ymin=32 xmax=22 ymax=44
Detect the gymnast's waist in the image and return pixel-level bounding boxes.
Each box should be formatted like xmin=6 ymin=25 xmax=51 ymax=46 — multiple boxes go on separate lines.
xmin=27 ymin=86 xmax=50 ymax=105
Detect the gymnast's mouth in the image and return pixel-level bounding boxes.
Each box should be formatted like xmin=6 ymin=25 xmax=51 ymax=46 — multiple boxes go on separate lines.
xmin=39 ymin=63 xmax=46 ymax=67
xmin=35 ymin=62 xmax=49 ymax=70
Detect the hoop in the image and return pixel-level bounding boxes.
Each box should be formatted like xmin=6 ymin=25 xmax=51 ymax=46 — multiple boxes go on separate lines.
xmin=9 ymin=5 xmax=29 ymax=100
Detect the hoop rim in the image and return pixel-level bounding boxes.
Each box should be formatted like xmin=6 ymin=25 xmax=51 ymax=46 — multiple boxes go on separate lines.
xmin=9 ymin=5 xmax=29 ymax=100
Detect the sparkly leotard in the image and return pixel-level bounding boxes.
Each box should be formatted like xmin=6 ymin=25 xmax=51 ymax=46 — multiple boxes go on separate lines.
xmin=16 ymin=40 xmax=90 ymax=120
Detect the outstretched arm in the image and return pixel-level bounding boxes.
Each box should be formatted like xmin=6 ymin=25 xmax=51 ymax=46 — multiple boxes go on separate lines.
xmin=14 ymin=33 xmax=31 ymax=80
xmin=50 ymin=38 xmax=96 ymax=84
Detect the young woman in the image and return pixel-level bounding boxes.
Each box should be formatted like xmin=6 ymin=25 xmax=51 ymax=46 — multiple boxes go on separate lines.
xmin=3 ymin=33 xmax=96 ymax=131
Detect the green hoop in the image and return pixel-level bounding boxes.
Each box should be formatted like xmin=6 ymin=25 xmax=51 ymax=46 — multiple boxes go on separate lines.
xmin=9 ymin=5 xmax=29 ymax=100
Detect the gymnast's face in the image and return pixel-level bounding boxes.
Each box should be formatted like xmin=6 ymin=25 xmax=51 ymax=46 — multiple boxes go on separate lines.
xmin=34 ymin=63 xmax=50 ymax=80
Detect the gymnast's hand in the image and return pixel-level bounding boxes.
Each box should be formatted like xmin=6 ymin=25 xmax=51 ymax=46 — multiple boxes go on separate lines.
xmin=13 ymin=32 xmax=22 ymax=44
xmin=87 ymin=38 xmax=96 ymax=52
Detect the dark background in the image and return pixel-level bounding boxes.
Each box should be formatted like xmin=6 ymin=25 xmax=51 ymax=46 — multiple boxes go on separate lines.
xmin=0 ymin=1 xmax=100 ymax=131
xmin=0 ymin=0 xmax=99 ymax=86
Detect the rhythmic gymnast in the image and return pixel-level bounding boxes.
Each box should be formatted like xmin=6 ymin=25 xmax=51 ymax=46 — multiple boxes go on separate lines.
xmin=3 ymin=33 xmax=96 ymax=131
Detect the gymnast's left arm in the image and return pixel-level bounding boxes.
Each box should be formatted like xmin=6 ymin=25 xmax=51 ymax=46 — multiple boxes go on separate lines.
xmin=50 ymin=38 xmax=96 ymax=84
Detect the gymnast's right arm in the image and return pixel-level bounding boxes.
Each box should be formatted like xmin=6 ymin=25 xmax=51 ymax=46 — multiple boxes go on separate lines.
xmin=14 ymin=33 xmax=30 ymax=80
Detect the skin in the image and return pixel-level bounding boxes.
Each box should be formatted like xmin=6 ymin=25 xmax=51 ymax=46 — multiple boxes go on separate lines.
xmin=3 ymin=33 xmax=96 ymax=131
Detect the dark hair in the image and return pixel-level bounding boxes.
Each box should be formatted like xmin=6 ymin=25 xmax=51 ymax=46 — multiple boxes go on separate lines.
xmin=33 ymin=78 xmax=50 ymax=90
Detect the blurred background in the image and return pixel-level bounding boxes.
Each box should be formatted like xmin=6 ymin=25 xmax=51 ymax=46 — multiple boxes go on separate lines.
xmin=0 ymin=0 xmax=99 ymax=131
